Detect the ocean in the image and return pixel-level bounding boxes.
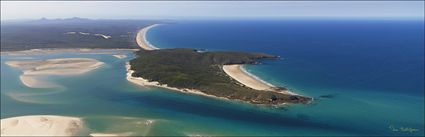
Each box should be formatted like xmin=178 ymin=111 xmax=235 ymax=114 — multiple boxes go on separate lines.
xmin=1 ymin=19 xmax=424 ymax=136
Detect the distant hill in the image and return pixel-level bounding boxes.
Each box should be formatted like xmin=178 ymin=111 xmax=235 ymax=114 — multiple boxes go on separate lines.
xmin=1 ymin=18 xmax=159 ymax=51
xmin=28 ymin=17 xmax=92 ymax=24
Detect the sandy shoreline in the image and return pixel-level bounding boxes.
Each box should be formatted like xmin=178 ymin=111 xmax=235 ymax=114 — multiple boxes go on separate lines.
xmin=0 ymin=115 xmax=85 ymax=136
xmin=5 ymin=58 xmax=104 ymax=88
xmin=223 ymin=64 xmax=274 ymax=91
xmin=135 ymin=24 xmax=160 ymax=50
xmin=223 ymin=65 xmax=296 ymax=95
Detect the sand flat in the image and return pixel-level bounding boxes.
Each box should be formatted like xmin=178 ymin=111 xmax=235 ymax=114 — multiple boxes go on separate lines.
xmin=19 ymin=75 xmax=59 ymax=88
xmin=5 ymin=58 xmax=104 ymax=88
xmin=1 ymin=115 xmax=84 ymax=136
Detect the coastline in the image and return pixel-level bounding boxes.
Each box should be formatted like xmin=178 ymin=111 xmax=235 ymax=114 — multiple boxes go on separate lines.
xmin=130 ymin=24 xmax=298 ymax=97
xmin=135 ymin=24 xmax=161 ymax=50
xmin=130 ymin=24 xmax=232 ymax=99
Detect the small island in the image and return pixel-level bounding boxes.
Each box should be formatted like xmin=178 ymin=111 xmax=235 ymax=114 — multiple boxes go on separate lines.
xmin=128 ymin=48 xmax=311 ymax=104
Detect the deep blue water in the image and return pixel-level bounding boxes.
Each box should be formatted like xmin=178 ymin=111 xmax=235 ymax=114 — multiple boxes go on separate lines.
xmin=147 ymin=19 xmax=425 ymax=135
xmin=148 ymin=20 xmax=424 ymax=96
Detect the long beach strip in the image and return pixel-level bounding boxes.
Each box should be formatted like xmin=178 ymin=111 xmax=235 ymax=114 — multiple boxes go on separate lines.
xmin=129 ymin=24 xmax=296 ymax=96
xmin=135 ymin=24 xmax=160 ymax=50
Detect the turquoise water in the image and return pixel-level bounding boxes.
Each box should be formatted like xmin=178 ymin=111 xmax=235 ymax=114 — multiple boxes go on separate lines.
xmin=1 ymin=19 xmax=424 ymax=136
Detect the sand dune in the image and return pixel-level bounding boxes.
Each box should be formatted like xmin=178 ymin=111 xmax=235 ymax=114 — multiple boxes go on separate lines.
xmin=5 ymin=58 xmax=104 ymax=88
xmin=0 ymin=115 xmax=85 ymax=136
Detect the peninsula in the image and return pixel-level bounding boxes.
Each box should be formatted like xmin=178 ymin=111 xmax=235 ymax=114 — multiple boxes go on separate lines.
xmin=127 ymin=25 xmax=311 ymax=104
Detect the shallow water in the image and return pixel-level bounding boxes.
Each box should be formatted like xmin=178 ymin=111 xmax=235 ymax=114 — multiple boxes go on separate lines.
xmin=1 ymin=20 xmax=424 ymax=136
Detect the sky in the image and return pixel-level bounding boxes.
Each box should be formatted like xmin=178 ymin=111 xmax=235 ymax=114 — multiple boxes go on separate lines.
xmin=1 ymin=1 xmax=424 ymax=20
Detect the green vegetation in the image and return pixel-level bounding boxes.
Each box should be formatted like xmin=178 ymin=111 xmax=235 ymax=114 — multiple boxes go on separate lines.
xmin=1 ymin=18 xmax=157 ymax=51
xmin=130 ymin=48 xmax=311 ymax=104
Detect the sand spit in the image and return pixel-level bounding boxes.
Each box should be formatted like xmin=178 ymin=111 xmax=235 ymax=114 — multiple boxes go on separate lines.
xmin=0 ymin=115 xmax=85 ymax=136
xmin=5 ymin=58 xmax=104 ymax=88
xmin=136 ymin=24 xmax=160 ymax=50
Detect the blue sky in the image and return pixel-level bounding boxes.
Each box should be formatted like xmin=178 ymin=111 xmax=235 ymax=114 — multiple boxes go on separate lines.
xmin=1 ymin=1 xmax=424 ymax=20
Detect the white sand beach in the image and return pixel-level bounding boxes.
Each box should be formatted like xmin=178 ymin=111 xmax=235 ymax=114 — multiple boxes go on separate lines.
xmin=5 ymin=58 xmax=104 ymax=88
xmin=223 ymin=64 xmax=296 ymax=95
xmin=223 ymin=65 xmax=274 ymax=91
xmin=136 ymin=24 xmax=160 ymax=50
xmin=0 ymin=115 xmax=85 ymax=136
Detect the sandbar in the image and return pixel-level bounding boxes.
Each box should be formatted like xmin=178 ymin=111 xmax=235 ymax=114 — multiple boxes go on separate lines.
xmin=1 ymin=115 xmax=85 ymax=136
xmin=5 ymin=58 xmax=104 ymax=88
